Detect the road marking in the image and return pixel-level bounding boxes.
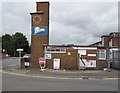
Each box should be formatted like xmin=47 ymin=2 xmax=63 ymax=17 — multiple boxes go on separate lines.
xmin=0 ymin=69 xmax=119 ymax=80
xmin=89 ymin=78 xmax=119 ymax=80
xmin=0 ymin=70 xmax=83 ymax=80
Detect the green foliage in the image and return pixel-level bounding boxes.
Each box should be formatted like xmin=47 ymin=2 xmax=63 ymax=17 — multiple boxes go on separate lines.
xmin=2 ymin=34 xmax=13 ymax=56
xmin=0 ymin=36 xmax=2 ymax=43
xmin=2 ymin=32 xmax=30 ymax=57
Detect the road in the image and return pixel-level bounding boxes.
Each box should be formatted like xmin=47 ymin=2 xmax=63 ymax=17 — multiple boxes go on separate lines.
xmin=2 ymin=72 xmax=118 ymax=91
xmin=0 ymin=57 xmax=19 ymax=92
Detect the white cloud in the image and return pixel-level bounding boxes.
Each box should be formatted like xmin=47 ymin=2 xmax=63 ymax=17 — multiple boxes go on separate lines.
xmin=1 ymin=1 xmax=118 ymax=45
xmin=50 ymin=2 xmax=118 ymax=45
xmin=2 ymin=2 xmax=35 ymax=43
xmin=0 ymin=3 xmax=2 ymax=36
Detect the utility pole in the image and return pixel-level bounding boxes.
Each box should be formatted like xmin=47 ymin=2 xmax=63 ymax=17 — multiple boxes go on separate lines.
xmin=107 ymin=47 xmax=111 ymax=71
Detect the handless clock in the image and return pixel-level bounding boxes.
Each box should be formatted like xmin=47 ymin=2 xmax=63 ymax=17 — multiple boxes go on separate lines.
xmin=33 ymin=15 xmax=42 ymax=24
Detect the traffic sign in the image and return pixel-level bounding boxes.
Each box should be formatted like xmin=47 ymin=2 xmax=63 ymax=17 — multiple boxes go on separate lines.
xmin=16 ymin=49 xmax=23 ymax=51
xmin=39 ymin=58 xmax=46 ymax=64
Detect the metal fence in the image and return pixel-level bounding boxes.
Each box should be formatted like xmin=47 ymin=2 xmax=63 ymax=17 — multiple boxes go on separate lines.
xmin=112 ymin=51 xmax=120 ymax=70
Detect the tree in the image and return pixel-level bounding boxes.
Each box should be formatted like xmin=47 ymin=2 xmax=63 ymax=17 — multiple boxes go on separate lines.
xmin=2 ymin=32 xmax=30 ymax=57
xmin=2 ymin=34 xmax=13 ymax=56
xmin=0 ymin=36 xmax=1 ymax=43
xmin=12 ymin=32 xmax=30 ymax=57
xmin=0 ymin=36 xmax=2 ymax=50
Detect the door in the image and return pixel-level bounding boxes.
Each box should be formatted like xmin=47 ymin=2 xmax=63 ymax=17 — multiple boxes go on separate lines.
xmin=53 ymin=58 xmax=60 ymax=70
xmin=78 ymin=50 xmax=86 ymax=69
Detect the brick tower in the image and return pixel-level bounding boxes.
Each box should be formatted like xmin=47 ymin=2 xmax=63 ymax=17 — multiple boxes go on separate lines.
xmin=30 ymin=2 xmax=49 ymax=68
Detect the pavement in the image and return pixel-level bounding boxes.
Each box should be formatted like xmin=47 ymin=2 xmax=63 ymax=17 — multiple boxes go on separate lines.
xmin=1 ymin=65 xmax=120 ymax=80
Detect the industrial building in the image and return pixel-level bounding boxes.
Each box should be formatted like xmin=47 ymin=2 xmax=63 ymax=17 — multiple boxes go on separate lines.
xmin=21 ymin=2 xmax=119 ymax=70
xmin=90 ymin=32 xmax=120 ymax=69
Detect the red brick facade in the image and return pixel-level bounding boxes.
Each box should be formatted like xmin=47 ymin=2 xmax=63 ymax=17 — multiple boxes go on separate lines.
xmin=30 ymin=2 xmax=49 ymax=68
xmin=45 ymin=48 xmax=78 ymax=70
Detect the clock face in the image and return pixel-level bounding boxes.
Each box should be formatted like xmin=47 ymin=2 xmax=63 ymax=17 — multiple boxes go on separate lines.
xmin=33 ymin=15 xmax=42 ymax=24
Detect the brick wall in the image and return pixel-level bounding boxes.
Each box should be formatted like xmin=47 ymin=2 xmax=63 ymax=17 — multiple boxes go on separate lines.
xmin=97 ymin=48 xmax=108 ymax=69
xmin=86 ymin=49 xmax=107 ymax=70
xmin=112 ymin=37 xmax=119 ymax=47
xmin=30 ymin=2 xmax=49 ymax=68
xmin=45 ymin=49 xmax=78 ymax=70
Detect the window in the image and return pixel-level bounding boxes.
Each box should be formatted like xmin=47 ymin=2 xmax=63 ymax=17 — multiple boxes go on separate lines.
xmin=46 ymin=49 xmax=51 ymax=51
xmin=51 ymin=49 xmax=56 ymax=51
xmin=56 ymin=49 xmax=60 ymax=51
xmin=109 ymin=39 xmax=112 ymax=47
xmin=61 ymin=49 xmax=65 ymax=52
xmin=97 ymin=49 xmax=106 ymax=60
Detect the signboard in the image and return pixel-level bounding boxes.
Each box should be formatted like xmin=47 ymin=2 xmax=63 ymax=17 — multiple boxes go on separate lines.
xmin=86 ymin=60 xmax=96 ymax=67
xmin=16 ymin=49 xmax=23 ymax=51
xmin=44 ymin=54 xmax=52 ymax=59
xmin=39 ymin=58 xmax=46 ymax=70
xmin=24 ymin=62 xmax=30 ymax=66
xmin=32 ymin=27 xmax=47 ymax=35
xmin=79 ymin=59 xmax=86 ymax=67
xmin=88 ymin=54 xmax=96 ymax=57
xmin=68 ymin=52 xmax=71 ymax=55
xmin=109 ymin=51 xmax=112 ymax=58
xmin=79 ymin=58 xmax=96 ymax=67
xmin=39 ymin=58 xmax=46 ymax=64
xmin=53 ymin=58 xmax=60 ymax=70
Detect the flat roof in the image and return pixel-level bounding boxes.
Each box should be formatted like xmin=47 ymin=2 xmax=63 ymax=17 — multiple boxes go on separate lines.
xmin=43 ymin=44 xmax=97 ymax=47
xmin=43 ymin=44 xmax=108 ymax=48
xmin=109 ymin=32 xmax=120 ymax=35
xmin=101 ymin=35 xmax=110 ymax=38
xmin=36 ymin=1 xmax=49 ymax=3
xmin=89 ymin=41 xmax=102 ymax=46
xmin=30 ymin=11 xmax=44 ymax=15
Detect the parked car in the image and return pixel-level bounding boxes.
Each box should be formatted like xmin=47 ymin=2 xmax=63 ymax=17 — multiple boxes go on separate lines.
xmin=0 ymin=53 xmax=9 ymax=59
xmin=23 ymin=54 xmax=31 ymax=58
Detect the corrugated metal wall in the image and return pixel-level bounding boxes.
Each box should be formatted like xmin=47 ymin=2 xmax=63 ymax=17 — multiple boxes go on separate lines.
xmin=112 ymin=51 xmax=120 ymax=70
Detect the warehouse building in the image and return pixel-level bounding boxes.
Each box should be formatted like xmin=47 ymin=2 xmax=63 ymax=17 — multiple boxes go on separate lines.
xmin=43 ymin=45 xmax=108 ymax=70
xmin=21 ymin=2 xmax=119 ymax=70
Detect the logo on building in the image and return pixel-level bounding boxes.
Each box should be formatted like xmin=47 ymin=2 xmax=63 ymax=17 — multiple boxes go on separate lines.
xmin=32 ymin=27 xmax=47 ymax=35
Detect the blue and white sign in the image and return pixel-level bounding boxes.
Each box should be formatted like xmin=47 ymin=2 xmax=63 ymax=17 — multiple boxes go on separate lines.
xmin=44 ymin=54 xmax=52 ymax=59
xmin=32 ymin=27 xmax=47 ymax=35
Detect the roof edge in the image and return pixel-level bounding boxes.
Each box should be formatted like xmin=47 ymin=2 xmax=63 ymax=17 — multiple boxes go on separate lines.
xmin=30 ymin=11 xmax=44 ymax=15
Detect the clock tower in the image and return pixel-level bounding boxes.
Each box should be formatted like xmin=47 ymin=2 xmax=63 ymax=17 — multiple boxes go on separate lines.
xmin=30 ymin=2 xmax=49 ymax=68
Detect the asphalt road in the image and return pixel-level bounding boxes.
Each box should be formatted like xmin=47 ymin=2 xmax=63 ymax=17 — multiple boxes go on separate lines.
xmin=2 ymin=72 xmax=118 ymax=91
